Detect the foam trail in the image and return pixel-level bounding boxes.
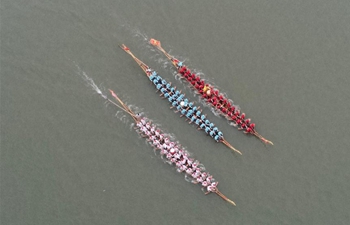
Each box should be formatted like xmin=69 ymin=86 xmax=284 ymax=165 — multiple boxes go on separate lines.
xmin=76 ymin=66 xmax=108 ymax=100
xmin=74 ymin=62 xmax=133 ymax=124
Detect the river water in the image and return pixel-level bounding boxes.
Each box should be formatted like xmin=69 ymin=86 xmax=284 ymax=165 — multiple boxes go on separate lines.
xmin=1 ymin=0 xmax=350 ymax=224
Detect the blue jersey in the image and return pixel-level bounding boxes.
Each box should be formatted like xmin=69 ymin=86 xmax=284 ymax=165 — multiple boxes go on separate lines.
xmin=186 ymin=110 xmax=193 ymax=118
xmin=177 ymin=94 xmax=184 ymax=102
xmin=214 ymin=135 xmax=220 ymax=142
xmin=149 ymin=74 xmax=156 ymax=81
xmin=149 ymin=71 xmax=157 ymax=80
xmin=209 ymin=131 xmax=215 ymax=137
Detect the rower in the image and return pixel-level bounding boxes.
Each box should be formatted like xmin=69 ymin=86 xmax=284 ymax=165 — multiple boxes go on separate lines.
xmin=214 ymin=135 xmax=221 ymax=142
xmin=245 ymin=127 xmax=252 ymax=134
xmin=178 ymin=66 xmax=186 ymax=74
xmin=149 ymin=71 xmax=157 ymax=80
xmin=164 ymin=92 xmax=170 ymax=98
xmin=191 ymin=73 xmax=196 ymax=80
xmin=209 ymin=130 xmax=215 ymax=138
xmin=186 ymin=110 xmax=194 ymax=119
xmin=198 ymin=86 xmax=204 ymax=94
xmin=176 ymin=94 xmax=184 ymax=102
xmin=176 ymin=104 xmax=182 ymax=111
xmin=153 ymin=78 xmax=160 ymax=85
xmin=184 ymin=69 xmax=191 ymax=78
xmin=221 ymin=107 xmax=228 ymax=114
xmin=181 ymin=99 xmax=188 ymax=107
xmin=189 ymin=115 xmax=196 ymax=123
xmin=160 ymin=88 xmax=167 ymax=95
xmin=171 ymin=100 xmax=178 ymax=107
xmin=249 ymin=123 xmax=255 ymax=129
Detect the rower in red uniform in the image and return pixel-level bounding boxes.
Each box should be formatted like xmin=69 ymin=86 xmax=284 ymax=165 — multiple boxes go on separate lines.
xmin=191 ymin=73 xmax=196 ymax=80
xmin=198 ymin=86 xmax=204 ymax=95
xmin=179 ymin=66 xmax=187 ymax=74
xmin=213 ymin=89 xmax=219 ymax=97
xmin=184 ymin=70 xmax=191 ymax=80
xmin=221 ymin=107 xmax=228 ymax=114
